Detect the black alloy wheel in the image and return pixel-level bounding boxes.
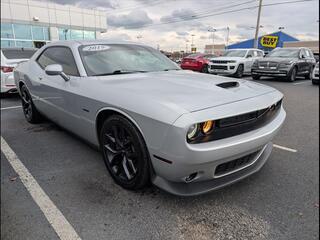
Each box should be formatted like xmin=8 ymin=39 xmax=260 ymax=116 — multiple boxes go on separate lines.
xmin=235 ymin=64 xmax=244 ymax=78
xmin=20 ymin=85 xmax=42 ymax=123
xmin=100 ymin=115 xmax=150 ymax=190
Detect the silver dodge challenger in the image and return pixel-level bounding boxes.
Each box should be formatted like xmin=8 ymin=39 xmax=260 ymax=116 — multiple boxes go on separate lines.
xmin=14 ymin=40 xmax=286 ymax=196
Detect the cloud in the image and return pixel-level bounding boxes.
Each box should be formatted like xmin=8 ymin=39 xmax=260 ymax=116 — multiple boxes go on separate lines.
xmin=42 ymin=0 xmax=116 ymax=9
xmin=176 ymin=31 xmax=189 ymax=36
xmin=108 ymin=10 xmax=153 ymax=29
xmin=160 ymin=8 xmax=196 ymax=22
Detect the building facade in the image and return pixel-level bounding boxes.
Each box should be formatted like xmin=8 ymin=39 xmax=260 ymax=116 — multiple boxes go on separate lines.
xmin=1 ymin=0 xmax=107 ymax=48
xmin=204 ymin=44 xmax=226 ymax=55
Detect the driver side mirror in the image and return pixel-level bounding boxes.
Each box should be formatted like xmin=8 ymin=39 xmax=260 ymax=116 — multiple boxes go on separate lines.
xmin=300 ymin=55 xmax=306 ymax=59
xmin=45 ymin=64 xmax=70 ymax=81
xmin=246 ymin=54 xmax=252 ymax=58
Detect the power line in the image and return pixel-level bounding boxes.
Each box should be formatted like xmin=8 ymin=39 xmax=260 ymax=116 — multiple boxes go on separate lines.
xmin=139 ymin=0 xmax=315 ymax=28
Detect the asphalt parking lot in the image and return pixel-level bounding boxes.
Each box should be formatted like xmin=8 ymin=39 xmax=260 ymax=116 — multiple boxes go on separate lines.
xmin=1 ymin=76 xmax=319 ymax=240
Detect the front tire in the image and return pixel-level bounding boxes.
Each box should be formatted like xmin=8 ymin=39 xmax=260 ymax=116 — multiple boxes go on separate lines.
xmin=287 ymin=67 xmax=297 ymax=82
xmin=201 ymin=65 xmax=208 ymax=73
xmin=305 ymin=67 xmax=313 ymax=80
xmin=252 ymin=74 xmax=261 ymax=80
xmin=100 ymin=115 xmax=150 ymax=190
xmin=20 ymin=85 xmax=42 ymax=123
xmin=234 ymin=64 xmax=244 ymax=78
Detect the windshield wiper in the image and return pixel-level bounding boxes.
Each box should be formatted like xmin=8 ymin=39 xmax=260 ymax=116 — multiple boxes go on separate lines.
xmin=93 ymin=70 xmax=147 ymax=76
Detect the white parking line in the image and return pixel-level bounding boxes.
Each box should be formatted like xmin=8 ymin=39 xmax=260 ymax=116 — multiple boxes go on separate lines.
xmin=1 ymin=106 xmax=21 ymax=110
xmin=1 ymin=137 xmax=82 ymax=240
xmin=273 ymin=144 xmax=298 ymax=153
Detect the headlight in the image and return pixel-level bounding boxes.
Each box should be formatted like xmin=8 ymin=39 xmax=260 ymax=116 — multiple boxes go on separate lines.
xmin=279 ymin=61 xmax=293 ymax=68
xmin=187 ymin=120 xmax=215 ymax=141
xmin=201 ymin=120 xmax=214 ymax=134
xmin=187 ymin=124 xmax=200 ymax=140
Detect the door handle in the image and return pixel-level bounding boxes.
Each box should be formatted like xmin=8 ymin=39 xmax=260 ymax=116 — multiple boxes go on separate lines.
xmin=38 ymin=77 xmax=42 ymax=80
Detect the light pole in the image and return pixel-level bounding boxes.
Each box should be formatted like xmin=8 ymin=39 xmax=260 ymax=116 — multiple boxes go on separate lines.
xmin=226 ymin=27 xmax=230 ymax=50
xmin=254 ymin=0 xmax=263 ymax=48
xmin=185 ymin=39 xmax=189 ymax=54
xmin=208 ymin=27 xmax=216 ymax=54
xmin=191 ymin=34 xmax=196 ymax=52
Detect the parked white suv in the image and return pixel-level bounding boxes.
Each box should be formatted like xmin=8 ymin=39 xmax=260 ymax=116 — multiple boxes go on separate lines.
xmin=1 ymin=47 xmax=37 ymax=94
xmin=208 ymin=48 xmax=264 ymax=78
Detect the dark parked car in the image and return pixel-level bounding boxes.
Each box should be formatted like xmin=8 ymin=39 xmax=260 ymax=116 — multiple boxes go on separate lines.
xmin=181 ymin=53 xmax=215 ymax=73
xmin=251 ymin=48 xmax=316 ymax=82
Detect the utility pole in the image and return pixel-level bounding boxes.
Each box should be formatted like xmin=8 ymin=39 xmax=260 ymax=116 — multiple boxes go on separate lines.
xmin=208 ymin=27 xmax=216 ymax=54
xmin=226 ymin=27 xmax=230 ymax=50
xmin=254 ymin=0 xmax=263 ymax=48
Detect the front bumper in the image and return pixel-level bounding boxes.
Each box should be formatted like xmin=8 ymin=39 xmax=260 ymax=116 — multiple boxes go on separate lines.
xmin=152 ymin=142 xmax=273 ymax=196
xmin=252 ymin=69 xmax=288 ymax=77
xmin=150 ymin=94 xmax=286 ymax=196
xmin=208 ymin=63 xmax=238 ymax=75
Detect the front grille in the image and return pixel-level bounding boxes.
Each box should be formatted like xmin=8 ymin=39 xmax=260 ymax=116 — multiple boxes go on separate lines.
xmin=211 ymin=65 xmax=228 ymax=70
xmin=259 ymin=61 xmax=278 ymax=68
xmin=215 ymin=150 xmax=260 ymax=176
xmin=211 ymin=60 xmax=229 ymax=64
xmin=188 ymin=99 xmax=282 ymax=144
xmin=315 ymin=74 xmax=319 ymax=78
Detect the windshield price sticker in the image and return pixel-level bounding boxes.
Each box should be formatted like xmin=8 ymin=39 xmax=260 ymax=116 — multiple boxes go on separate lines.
xmin=260 ymin=36 xmax=279 ymax=48
xmin=82 ymin=45 xmax=110 ymax=51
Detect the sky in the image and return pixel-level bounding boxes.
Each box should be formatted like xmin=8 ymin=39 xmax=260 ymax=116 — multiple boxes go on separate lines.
xmin=40 ymin=0 xmax=319 ymax=51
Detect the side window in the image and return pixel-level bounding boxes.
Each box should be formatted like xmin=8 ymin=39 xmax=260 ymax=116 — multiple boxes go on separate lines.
xmin=247 ymin=50 xmax=254 ymax=58
xmin=300 ymin=49 xmax=307 ymax=58
xmin=257 ymin=51 xmax=264 ymax=57
xmin=305 ymin=49 xmax=311 ymax=58
xmin=37 ymin=47 xmax=79 ymax=76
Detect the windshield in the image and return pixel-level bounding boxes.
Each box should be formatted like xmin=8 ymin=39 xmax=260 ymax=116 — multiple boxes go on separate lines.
xmin=79 ymin=44 xmax=180 ymax=76
xmin=266 ymin=49 xmax=299 ymax=58
xmin=186 ymin=53 xmax=202 ymax=58
xmin=2 ymin=49 xmax=37 ymax=59
xmin=222 ymin=50 xmax=247 ymax=57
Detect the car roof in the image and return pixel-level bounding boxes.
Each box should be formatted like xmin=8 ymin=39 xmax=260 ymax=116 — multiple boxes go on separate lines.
xmin=226 ymin=48 xmax=262 ymax=51
xmin=46 ymin=40 xmax=147 ymax=48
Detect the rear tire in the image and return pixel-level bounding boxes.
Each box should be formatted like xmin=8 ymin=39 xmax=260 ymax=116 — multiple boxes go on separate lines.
xmin=100 ymin=115 xmax=150 ymax=190
xmin=20 ymin=85 xmax=42 ymax=123
xmin=234 ymin=64 xmax=244 ymax=78
xmin=287 ymin=67 xmax=297 ymax=82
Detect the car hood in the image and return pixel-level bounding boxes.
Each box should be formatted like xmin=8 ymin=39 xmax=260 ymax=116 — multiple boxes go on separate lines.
xmin=96 ymin=70 xmax=276 ymax=113
xmin=210 ymin=56 xmax=244 ymax=61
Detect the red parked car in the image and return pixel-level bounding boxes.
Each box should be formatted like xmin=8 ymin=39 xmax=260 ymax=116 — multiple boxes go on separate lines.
xmin=181 ymin=53 xmax=215 ymax=73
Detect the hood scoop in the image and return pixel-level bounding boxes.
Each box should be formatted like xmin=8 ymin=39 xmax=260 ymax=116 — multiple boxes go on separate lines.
xmin=216 ymin=81 xmax=239 ymax=89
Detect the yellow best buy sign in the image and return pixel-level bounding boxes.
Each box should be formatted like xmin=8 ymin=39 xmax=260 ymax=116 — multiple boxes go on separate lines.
xmin=260 ymin=35 xmax=279 ymax=48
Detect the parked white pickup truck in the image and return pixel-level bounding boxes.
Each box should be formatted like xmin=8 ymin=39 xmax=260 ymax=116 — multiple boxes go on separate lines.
xmin=208 ymin=48 xmax=264 ymax=78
